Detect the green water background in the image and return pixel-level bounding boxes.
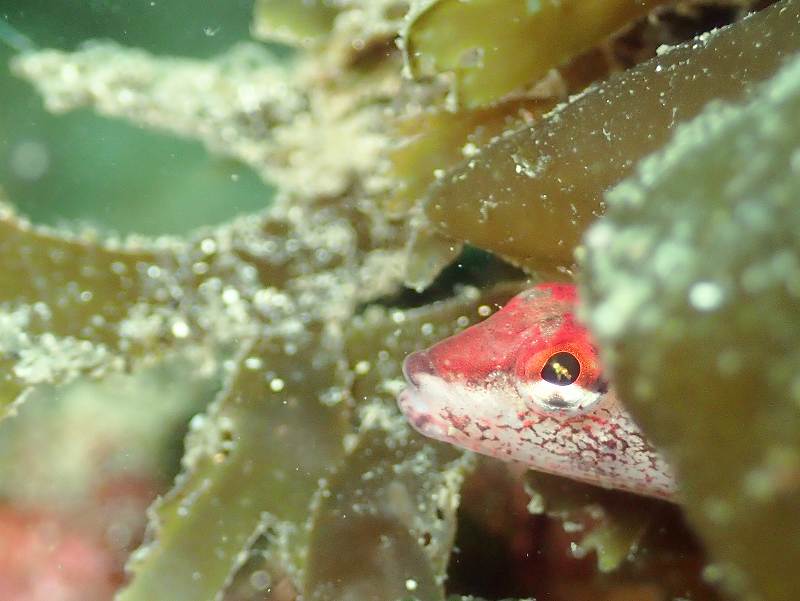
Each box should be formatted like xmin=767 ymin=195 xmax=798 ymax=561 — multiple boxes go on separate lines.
xmin=0 ymin=1 xmax=278 ymax=235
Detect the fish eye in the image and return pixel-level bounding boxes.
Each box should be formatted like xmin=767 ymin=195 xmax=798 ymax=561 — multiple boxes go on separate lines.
xmin=540 ymin=352 xmax=580 ymax=386
xmin=515 ymin=346 xmax=604 ymax=416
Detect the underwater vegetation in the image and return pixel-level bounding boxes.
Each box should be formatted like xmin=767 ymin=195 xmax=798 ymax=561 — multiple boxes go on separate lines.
xmin=0 ymin=0 xmax=798 ymax=600
xmin=581 ymin=49 xmax=800 ymax=601
xmin=423 ymin=0 xmax=800 ymax=275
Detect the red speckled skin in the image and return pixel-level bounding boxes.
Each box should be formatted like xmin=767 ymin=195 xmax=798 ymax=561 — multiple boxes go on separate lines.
xmin=398 ymin=284 xmax=677 ymax=500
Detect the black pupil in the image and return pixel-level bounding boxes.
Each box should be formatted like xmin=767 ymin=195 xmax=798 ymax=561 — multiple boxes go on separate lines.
xmin=540 ymin=352 xmax=581 ymax=386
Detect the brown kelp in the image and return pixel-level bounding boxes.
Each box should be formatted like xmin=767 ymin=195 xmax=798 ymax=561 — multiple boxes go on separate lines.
xmin=404 ymin=0 xmax=667 ymax=108
xmin=0 ymin=0 xmax=794 ymax=600
xmin=422 ymin=0 xmax=800 ymax=274
xmin=581 ymin=50 xmax=800 ymax=601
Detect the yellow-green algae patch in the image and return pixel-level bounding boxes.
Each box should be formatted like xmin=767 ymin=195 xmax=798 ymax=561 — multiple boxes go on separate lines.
xmin=403 ymin=0 xmax=665 ymax=108
xmin=580 ymin=50 xmax=800 ymax=601
xmin=253 ymin=0 xmax=411 ymax=64
xmin=423 ymin=0 xmax=800 ymax=275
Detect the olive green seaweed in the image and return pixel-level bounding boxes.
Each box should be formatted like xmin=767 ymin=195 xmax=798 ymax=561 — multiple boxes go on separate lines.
xmin=387 ymin=99 xmax=554 ymax=217
xmin=0 ymin=198 xmax=165 ymax=346
xmin=423 ymin=0 xmax=800 ymax=275
xmin=524 ymin=471 xmax=658 ymax=573
xmin=304 ymin=418 xmax=468 ymax=601
xmin=252 ymin=0 xmax=339 ymax=46
xmin=0 ymin=198 xmax=172 ymax=417
xmin=581 ymin=49 xmax=800 ymax=601
xmin=0 ymin=188 xmax=385 ymax=420
xmin=401 ymin=597 xmax=534 ymax=601
xmin=252 ymin=0 xmax=410 ymax=56
xmin=117 ymin=331 xmax=350 ymax=601
xmin=404 ymin=0 xmax=666 ymax=108
xmin=302 ymin=284 xmax=527 ymax=600
xmin=2 ymin=0 xmax=787 ymax=599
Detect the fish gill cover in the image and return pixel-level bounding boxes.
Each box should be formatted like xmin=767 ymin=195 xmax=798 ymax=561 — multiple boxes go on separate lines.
xmin=0 ymin=0 xmax=796 ymax=600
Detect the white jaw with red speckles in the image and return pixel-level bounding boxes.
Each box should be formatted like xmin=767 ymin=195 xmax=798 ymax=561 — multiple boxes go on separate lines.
xmin=399 ymin=369 xmax=676 ymax=500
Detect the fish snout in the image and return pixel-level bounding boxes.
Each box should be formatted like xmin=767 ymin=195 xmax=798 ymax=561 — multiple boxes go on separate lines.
xmin=402 ymin=349 xmax=437 ymax=388
xmin=398 ymin=350 xmax=450 ymax=439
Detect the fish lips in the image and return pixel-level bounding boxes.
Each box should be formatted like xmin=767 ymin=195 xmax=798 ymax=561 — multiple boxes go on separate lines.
xmin=398 ymin=350 xmax=450 ymax=439
xmin=397 ymin=385 xmax=450 ymax=440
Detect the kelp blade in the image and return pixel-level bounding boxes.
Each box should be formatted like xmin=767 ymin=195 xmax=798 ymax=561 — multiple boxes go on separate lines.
xmin=304 ymin=285 xmax=527 ymax=599
xmin=423 ymin=0 xmax=800 ymax=274
xmin=252 ymin=0 xmax=338 ymax=46
xmin=0 ymin=199 xmax=172 ymax=417
xmin=581 ymin=50 xmax=800 ymax=601
xmin=117 ymin=331 xmax=349 ymax=601
xmin=404 ymin=0 xmax=665 ymax=108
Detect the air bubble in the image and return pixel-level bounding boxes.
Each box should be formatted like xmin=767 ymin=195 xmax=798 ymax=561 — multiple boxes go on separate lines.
xmin=200 ymin=238 xmax=217 ymax=255
xmin=688 ymin=281 xmax=725 ymax=311
xmin=222 ymin=287 xmax=240 ymax=304
xmin=10 ymin=140 xmax=49 ymax=181
xmin=249 ymin=570 xmax=271 ymax=591
xmin=171 ymin=320 xmax=191 ymax=339
xmin=244 ymin=356 xmax=262 ymax=370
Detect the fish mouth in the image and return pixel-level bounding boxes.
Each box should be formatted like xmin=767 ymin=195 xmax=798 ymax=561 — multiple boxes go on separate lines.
xmin=402 ymin=349 xmax=437 ymax=387
xmin=397 ymin=385 xmax=449 ymax=439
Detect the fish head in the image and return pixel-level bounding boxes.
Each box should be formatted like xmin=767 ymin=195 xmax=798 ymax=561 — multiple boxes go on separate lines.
xmin=399 ymin=283 xmax=608 ymax=440
xmin=397 ymin=283 xmax=676 ymax=499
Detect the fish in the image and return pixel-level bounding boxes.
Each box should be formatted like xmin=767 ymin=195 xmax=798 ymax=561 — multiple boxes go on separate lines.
xmin=397 ymin=283 xmax=676 ymax=500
